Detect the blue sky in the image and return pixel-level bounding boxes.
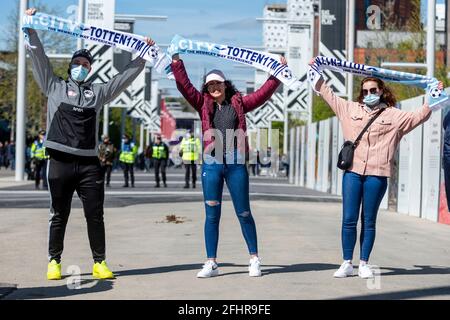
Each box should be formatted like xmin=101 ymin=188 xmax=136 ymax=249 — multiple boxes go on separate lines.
xmin=0 ymin=0 xmax=446 ymax=94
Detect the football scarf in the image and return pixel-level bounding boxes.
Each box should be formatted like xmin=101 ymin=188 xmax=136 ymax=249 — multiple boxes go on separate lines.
xmin=22 ymin=12 xmax=172 ymax=74
xmin=309 ymin=56 xmax=448 ymax=110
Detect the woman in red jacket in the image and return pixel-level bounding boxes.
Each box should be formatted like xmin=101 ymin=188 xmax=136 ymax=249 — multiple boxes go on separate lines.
xmin=171 ymin=52 xmax=286 ymax=278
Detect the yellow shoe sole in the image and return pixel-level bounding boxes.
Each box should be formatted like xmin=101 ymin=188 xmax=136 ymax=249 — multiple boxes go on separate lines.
xmin=47 ymin=274 xmax=62 ymax=280
xmin=92 ymin=272 xmax=114 ymax=279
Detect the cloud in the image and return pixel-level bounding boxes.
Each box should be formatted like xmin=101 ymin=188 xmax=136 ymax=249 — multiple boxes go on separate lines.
xmin=180 ymin=33 xmax=212 ymax=40
xmin=219 ymin=37 xmax=238 ymax=43
xmin=213 ymin=18 xmax=260 ymax=30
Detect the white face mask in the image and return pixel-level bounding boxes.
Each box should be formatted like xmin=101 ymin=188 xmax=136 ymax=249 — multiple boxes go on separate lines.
xmin=70 ymin=64 xmax=90 ymax=82
xmin=363 ymin=94 xmax=381 ymax=107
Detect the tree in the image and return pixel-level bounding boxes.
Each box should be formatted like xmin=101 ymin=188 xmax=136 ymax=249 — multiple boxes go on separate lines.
xmin=0 ymin=0 xmax=74 ymax=141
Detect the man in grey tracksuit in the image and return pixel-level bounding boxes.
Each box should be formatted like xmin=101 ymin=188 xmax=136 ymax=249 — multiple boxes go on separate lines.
xmin=25 ymin=9 xmax=153 ymax=279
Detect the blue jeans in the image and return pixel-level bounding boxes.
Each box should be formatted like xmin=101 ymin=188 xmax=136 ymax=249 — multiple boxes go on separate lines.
xmin=342 ymin=171 xmax=388 ymax=262
xmin=201 ymin=153 xmax=258 ymax=258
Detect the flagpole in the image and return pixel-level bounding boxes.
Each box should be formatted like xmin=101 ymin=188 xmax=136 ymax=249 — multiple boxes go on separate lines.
xmin=427 ymin=0 xmax=436 ymax=77
xmin=347 ymin=0 xmax=355 ymax=101
xmin=15 ymin=0 xmax=28 ymax=181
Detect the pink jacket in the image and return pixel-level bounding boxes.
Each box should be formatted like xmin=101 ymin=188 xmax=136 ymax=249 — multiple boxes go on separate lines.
xmin=319 ymin=83 xmax=432 ymax=177
xmin=171 ymin=60 xmax=280 ymax=155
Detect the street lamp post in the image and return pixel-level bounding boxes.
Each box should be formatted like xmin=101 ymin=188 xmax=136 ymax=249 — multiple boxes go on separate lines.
xmin=427 ymin=0 xmax=436 ymax=77
xmin=15 ymin=0 xmax=28 ymax=181
xmin=347 ymin=0 xmax=355 ymax=101
xmin=77 ymin=0 xmax=85 ymax=50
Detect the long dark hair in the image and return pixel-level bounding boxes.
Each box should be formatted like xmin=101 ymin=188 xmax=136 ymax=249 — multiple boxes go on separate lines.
xmin=202 ymin=80 xmax=239 ymax=104
xmin=357 ymin=77 xmax=397 ymax=107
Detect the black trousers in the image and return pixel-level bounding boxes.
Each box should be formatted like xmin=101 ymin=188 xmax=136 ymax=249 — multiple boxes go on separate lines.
xmin=444 ymin=155 xmax=450 ymax=211
xmin=47 ymin=150 xmax=105 ymax=263
xmin=122 ymin=162 xmax=134 ymax=186
xmin=154 ymin=159 xmax=167 ymax=185
xmin=184 ymin=162 xmax=197 ymax=186
xmin=102 ymin=164 xmax=112 ymax=185
xmin=34 ymin=159 xmax=48 ymax=188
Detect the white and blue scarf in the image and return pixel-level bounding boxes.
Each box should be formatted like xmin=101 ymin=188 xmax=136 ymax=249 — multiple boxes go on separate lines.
xmin=309 ymin=56 xmax=448 ymax=110
xmin=22 ymin=12 xmax=172 ymax=74
xmin=167 ymin=35 xmax=303 ymax=90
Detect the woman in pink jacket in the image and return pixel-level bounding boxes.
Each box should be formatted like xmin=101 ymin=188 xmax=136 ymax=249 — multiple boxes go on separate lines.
xmin=171 ymin=52 xmax=286 ymax=278
xmin=310 ymin=58 xmax=443 ymax=279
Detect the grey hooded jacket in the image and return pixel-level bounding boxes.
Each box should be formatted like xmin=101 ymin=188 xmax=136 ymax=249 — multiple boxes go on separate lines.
xmin=27 ymin=31 xmax=146 ymax=157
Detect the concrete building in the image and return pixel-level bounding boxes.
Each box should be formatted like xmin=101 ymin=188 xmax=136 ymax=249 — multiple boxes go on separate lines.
xmin=262 ymin=4 xmax=288 ymax=54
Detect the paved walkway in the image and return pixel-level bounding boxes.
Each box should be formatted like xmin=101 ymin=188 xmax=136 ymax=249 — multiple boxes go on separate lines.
xmin=1 ymin=200 xmax=450 ymax=300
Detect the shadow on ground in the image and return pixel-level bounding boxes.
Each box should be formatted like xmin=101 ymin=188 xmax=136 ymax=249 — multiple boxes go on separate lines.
xmin=339 ymin=286 xmax=450 ymax=300
xmin=5 ymin=280 xmax=113 ymax=300
xmin=110 ymin=262 xmax=341 ymax=277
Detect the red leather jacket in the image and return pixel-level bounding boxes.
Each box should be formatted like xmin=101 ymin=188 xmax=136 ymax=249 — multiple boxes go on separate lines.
xmin=171 ymin=60 xmax=281 ymax=156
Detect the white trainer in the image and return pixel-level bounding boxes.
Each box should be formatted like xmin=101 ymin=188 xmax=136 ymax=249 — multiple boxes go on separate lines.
xmin=333 ymin=261 xmax=354 ymax=278
xmin=197 ymin=260 xmax=219 ymax=278
xmin=249 ymin=257 xmax=262 ymax=277
xmin=358 ymin=264 xmax=374 ymax=279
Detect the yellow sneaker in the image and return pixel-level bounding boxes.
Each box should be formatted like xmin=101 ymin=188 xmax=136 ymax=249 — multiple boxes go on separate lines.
xmin=47 ymin=259 xmax=62 ymax=280
xmin=92 ymin=261 xmax=114 ymax=279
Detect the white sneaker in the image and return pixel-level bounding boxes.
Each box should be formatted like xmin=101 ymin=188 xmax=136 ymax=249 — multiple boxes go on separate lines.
xmin=249 ymin=257 xmax=262 ymax=277
xmin=358 ymin=264 xmax=374 ymax=279
xmin=333 ymin=261 xmax=354 ymax=278
xmin=196 ymin=260 xmax=219 ymax=278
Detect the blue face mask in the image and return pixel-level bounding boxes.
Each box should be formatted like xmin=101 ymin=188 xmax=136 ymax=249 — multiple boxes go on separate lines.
xmin=363 ymin=94 xmax=381 ymax=107
xmin=70 ymin=64 xmax=90 ymax=82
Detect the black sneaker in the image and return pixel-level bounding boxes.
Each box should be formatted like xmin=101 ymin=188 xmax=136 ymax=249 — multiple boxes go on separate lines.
xmin=123 ymin=184 xmax=129 ymax=188
xmin=163 ymin=182 xmax=167 ymax=188
xmin=183 ymin=185 xmax=189 ymax=189
xmin=155 ymin=184 xmax=160 ymax=188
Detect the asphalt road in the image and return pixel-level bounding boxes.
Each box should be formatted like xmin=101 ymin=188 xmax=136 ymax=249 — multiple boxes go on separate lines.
xmin=0 ymin=168 xmax=341 ymax=208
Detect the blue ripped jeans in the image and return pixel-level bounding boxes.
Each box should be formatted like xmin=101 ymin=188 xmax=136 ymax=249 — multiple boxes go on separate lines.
xmin=342 ymin=171 xmax=388 ymax=262
xmin=201 ymin=153 xmax=258 ymax=259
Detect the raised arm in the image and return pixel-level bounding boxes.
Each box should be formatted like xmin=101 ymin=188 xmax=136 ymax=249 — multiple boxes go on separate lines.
xmin=25 ymin=8 xmax=60 ymax=97
xmin=242 ymin=55 xmax=286 ymax=113
xmin=96 ymin=37 xmax=154 ymax=106
xmin=317 ymin=81 xmax=351 ymax=119
xmin=171 ymin=55 xmax=203 ymax=112
xmin=242 ymin=76 xmax=280 ymax=113
xmin=97 ymin=57 xmax=146 ymax=105
xmin=397 ymin=82 xmax=442 ymax=136
xmin=309 ymin=58 xmax=350 ymax=119
xmin=397 ymin=103 xmax=432 ymax=136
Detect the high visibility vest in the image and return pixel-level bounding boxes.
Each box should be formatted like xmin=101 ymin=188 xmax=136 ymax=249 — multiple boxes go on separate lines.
xmin=31 ymin=140 xmax=48 ymax=160
xmin=152 ymin=144 xmax=167 ymax=160
xmin=120 ymin=142 xmax=137 ymax=164
xmin=181 ymin=137 xmax=201 ymax=161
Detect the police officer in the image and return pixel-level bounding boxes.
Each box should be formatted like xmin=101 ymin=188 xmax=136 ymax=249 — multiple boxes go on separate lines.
xmin=31 ymin=129 xmax=49 ymax=190
xmin=119 ymin=134 xmax=138 ymax=188
xmin=151 ymin=135 xmax=169 ymax=188
xmin=25 ymin=8 xmax=154 ymax=280
xmin=180 ymin=130 xmax=201 ymax=188
xmin=98 ymin=135 xmax=115 ymax=187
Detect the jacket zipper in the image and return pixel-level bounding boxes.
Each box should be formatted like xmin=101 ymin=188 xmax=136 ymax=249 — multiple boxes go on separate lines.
xmin=78 ymin=84 xmax=82 ymax=106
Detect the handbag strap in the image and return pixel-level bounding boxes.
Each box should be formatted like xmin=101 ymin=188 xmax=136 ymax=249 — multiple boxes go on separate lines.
xmin=354 ymin=108 xmax=385 ymax=147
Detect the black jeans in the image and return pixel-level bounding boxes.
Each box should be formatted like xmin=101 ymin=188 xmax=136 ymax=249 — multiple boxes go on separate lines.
xmin=122 ymin=162 xmax=134 ymax=186
xmin=444 ymin=155 xmax=450 ymax=211
xmin=184 ymin=162 xmax=197 ymax=186
xmin=154 ymin=159 xmax=167 ymax=185
xmin=34 ymin=159 xmax=48 ymax=188
xmin=47 ymin=149 xmax=105 ymax=263
xmin=102 ymin=164 xmax=112 ymax=185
